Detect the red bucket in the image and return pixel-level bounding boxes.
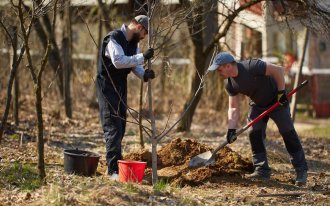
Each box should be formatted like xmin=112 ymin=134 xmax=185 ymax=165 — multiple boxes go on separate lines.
xmin=118 ymin=160 xmax=147 ymax=183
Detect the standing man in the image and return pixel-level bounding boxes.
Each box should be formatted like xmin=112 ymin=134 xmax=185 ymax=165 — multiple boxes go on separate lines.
xmin=208 ymin=52 xmax=308 ymax=186
xmin=96 ymin=15 xmax=155 ymax=178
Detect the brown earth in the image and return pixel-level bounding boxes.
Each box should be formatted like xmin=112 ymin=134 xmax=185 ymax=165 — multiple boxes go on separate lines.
xmin=1 ymin=91 xmax=329 ymax=205
xmin=124 ymin=138 xmax=253 ymax=186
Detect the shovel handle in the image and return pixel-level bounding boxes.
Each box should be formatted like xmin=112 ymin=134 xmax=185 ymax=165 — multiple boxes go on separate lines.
xmin=211 ymin=140 xmax=229 ymax=157
xmin=212 ymin=80 xmax=308 ymax=156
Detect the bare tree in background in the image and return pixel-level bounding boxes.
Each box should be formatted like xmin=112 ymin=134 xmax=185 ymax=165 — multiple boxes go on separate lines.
xmin=32 ymin=0 xmax=64 ymax=100
xmin=17 ymin=0 xmax=58 ymax=179
xmin=0 ymin=19 xmax=25 ymax=143
xmin=62 ymin=0 xmax=73 ymax=118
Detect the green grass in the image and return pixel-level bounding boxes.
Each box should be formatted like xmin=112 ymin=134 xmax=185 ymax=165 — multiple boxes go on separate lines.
xmin=0 ymin=161 xmax=42 ymax=190
xmin=9 ymin=133 xmax=19 ymax=140
xmin=153 ymin=179 xmax=168 ymax=193
xmin=302 ymin=126 xmax=330 ymax=138
xmin=123 ymin=182 xmax=139 ymax=194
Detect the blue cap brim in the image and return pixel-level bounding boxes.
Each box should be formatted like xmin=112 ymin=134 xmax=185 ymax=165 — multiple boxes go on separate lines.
xmin=208 ymin=63 xmax=219 ymax=71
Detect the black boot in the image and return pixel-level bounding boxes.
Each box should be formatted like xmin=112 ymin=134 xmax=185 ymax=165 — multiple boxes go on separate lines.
xmin=295 ymin=170 xmax=307 ymax=186
xmin=245 ymin=169 xmax=271 ymax=181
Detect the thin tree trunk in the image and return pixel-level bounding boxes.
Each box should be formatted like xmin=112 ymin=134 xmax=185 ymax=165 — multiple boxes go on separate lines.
xmin=147 ymin=0 xmax=158 ymax=185
xmin=290 ymin=28 xmax=309 ymax=121
xmin=13 ymin=70 xmax=19 ymax=126
xmin=10 ymin=28 xmax=19 ymax=126
xmin=17 ymin=0 xmax=56 ymax=178
xmin=35 ymin=83 xmax=45 ymax=178
xmin=62 ymin=2 xmax=73 ymax=118
xmin=0 ymin=26 xmax=20 ymax=143
xmin=139 ymin=80 xmax=144 ymax=148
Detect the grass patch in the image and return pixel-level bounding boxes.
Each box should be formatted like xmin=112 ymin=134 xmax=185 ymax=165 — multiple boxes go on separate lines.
xmin=0 ymin=161 xmax=42 ymax=190
xmin=9 ymin=133 xmax=19 ymax=140
xmin=302 ymin=126 xmax=330 ymax=138
xmin=153 ymin=179 xmax=168 ymax=193
xmin=123 ymin=182 xmax=139 ymax=194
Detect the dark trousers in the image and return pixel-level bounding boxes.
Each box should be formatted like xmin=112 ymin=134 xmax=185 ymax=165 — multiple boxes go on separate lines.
xmin=96 ymin=76 xmax=127 ymax=174
xmin=247 ymin=104 xmax=308 ymax=174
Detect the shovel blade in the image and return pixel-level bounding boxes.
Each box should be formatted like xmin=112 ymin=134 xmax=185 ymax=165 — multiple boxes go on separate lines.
xmin=188 ymin=151 xmax=215 ymax=168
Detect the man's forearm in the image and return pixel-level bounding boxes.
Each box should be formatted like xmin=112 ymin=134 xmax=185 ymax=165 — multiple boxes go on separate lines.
xmin=228 ymin=107 xmax=240 ymax=129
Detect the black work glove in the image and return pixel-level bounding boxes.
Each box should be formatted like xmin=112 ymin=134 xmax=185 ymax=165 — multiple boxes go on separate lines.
xmin=143 ymin=48 xmax=154 ymax=60
xmin=277 ymin=90 xmax=289 ymax=106
xmin=143 ymin=69 xmax=155 ymax=82
xmin=226 ymin=129 xmax=237 ymax=144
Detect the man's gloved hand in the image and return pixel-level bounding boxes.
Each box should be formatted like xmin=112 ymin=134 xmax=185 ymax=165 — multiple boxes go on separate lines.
xmin=226 ymin=129 xmax=237 ymax=144
xmin=277 ymin=90 xmax=289 ymax=106
xmin=143 ymin=69 xmax=155 ymax=82
xmin=143 ymin=48 xmax=154 ymax=60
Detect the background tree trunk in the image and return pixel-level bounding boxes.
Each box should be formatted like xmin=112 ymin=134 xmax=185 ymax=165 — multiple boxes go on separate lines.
xmin=62 ymin=1 xmax=73 ymax=118
xmin=177 ymin=1 xmax=206 ymax=131
xmin=290 ymin=28 xmax=309 ymax=122
xmin=0 ymin=26 xmax=23 ymax=143
xmin=10 ymin=27 xmax=19 ymax=126
xmin=35 ymin=83 xmax=46 ymax=178
xmin=13 ymin=70 xmax=19 ymax=126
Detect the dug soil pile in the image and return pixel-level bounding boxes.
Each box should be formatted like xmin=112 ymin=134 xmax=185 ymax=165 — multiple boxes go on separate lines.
xmin=124 ymin=138 xmax=253 ymax=186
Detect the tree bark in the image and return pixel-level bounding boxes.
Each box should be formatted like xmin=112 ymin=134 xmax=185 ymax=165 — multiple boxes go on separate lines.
xmin=17 ymin=0 xmax=56 ymax=178
xmin=13 ymin=70 xmax=19 ymax=126
xmin=146 ymin=0 xmax=158 ymax=186
xmin=62 ymin=2 xmax=73 ymax=118
xmin=0 ymin=26 xmax=23 ymax=143
xmin=139 ymin=80 xmax=145 ymax=148
xmin=35 ymin=82 xmax=46 ymax=178
xmin=290 ymin=28 xmax=309 ymax=122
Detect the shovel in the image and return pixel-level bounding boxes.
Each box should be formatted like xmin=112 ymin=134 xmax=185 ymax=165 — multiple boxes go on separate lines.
xmin=188 ymin=80 xmax=309 ymax=168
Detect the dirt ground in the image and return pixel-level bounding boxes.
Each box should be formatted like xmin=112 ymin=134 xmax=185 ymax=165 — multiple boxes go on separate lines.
xmin=0 ymin=98 xmax=330 ymax=205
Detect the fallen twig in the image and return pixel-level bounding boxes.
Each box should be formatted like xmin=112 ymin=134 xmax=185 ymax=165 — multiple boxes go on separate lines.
xmin=257 ymin=192 xmax=305 ymax=197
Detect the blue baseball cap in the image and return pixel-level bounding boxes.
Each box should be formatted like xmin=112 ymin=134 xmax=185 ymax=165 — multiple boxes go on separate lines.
xmin=208 ymin=52 xmax=236 ymax=71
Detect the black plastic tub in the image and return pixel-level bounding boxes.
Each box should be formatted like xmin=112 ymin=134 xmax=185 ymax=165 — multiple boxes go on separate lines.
xmin=64 ymin=149 xmax=100 ymax=176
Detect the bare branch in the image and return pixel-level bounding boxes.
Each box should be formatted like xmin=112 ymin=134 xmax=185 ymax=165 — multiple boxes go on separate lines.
xmin=38 ymin=0 xmax=58 ymax=84
xmin=0 ymin=20 xmax=14 ymax=46
xmin=18 ymin=0 xmax=37 ymax=82
xmin=77 ymin=9 xmax=98 ymax=48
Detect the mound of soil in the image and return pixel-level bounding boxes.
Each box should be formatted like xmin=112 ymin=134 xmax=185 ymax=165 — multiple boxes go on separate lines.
xmin=124 ymin=138 xmax=253 ymax=186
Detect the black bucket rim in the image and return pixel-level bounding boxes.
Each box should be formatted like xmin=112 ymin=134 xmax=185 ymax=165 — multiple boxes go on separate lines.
xmin=64 ymin=149 xmax=101 ymax=158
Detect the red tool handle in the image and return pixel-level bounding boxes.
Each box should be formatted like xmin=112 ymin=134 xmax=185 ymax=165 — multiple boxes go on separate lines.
xmin=236 ymin=80 xmax=308 ymax=136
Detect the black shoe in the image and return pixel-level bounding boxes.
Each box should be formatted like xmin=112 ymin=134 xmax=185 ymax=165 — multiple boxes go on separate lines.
xmin=295 ymin=170 xmax=307 ymax=186
xmin=245 ymin=170 xmax=270 ymax=181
